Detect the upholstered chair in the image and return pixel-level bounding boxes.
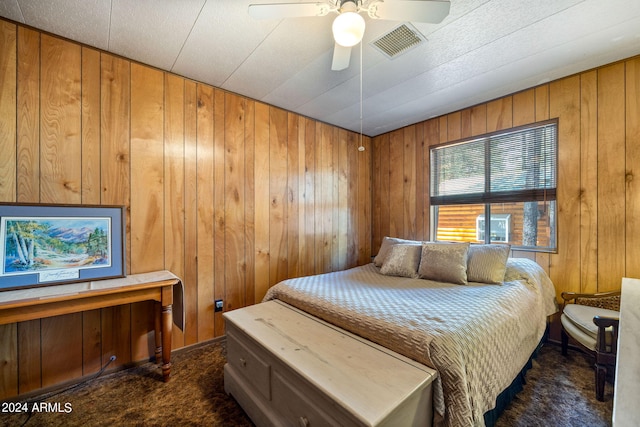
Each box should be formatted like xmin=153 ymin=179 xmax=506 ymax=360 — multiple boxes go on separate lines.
xmin=560 ymin=290 xmax=621 ymax=401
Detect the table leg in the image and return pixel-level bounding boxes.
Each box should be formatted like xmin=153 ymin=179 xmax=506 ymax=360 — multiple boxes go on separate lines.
xmin=154 ymin=302 xmax=162 ymax=364
xmin=161 ymin=303 xmax=173 ymax=382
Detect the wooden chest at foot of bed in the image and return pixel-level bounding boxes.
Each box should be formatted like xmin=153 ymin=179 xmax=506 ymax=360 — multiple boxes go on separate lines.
xmin=223 ymin=300 xmax=437 ymax=427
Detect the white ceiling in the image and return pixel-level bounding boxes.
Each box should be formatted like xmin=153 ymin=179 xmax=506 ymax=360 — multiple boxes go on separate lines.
xmin=1 ymin=0 xmax=639 ymax=137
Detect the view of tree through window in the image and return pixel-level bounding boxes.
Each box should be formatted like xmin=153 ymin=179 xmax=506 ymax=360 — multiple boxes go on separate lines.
xmin=430 ymin=120 xmax=557 ymax=252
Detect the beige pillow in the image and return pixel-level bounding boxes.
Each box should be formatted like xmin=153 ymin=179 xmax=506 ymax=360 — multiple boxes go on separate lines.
xmin=373 ymin=236 xmax=422 ymax=267
xmin=418 ymin=242 xmax=470 ymax=285
xmin=467 ymin=244 xmax=511 ymax=284
xmin=380 ymin=244 xmax=422 ymax=278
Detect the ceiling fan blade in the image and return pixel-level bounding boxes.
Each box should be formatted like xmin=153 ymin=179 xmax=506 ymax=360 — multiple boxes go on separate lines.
xmin=368 ymin=1 xmax=450 ymax=24
xmin=331 ymin=43 xmax=352 ymax=71
xmin=248 ymin=2 xmax=331 ymax=19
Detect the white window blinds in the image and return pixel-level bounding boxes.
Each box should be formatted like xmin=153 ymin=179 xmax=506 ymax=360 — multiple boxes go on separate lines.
xmin=430 ymin=120 xmax=557 ymax=206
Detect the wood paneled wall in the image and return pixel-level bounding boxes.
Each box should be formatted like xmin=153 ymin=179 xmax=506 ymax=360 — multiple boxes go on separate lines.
xmin=0 ymin=20 xmax=371 ymax=398
xmin=372 ymin=56 xmax=640 ymax=298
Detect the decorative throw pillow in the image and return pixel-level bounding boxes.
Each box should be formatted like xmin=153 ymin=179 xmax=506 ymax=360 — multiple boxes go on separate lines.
xmin=467 ymin=244 xmax=511 ymax=284
xmin=380 ymin=244 xmax=423 ymax=278
xmin=373 ymin=236 xmax=421 ymax=267
xmin=418 ymin=242 xmax=470 ymax=285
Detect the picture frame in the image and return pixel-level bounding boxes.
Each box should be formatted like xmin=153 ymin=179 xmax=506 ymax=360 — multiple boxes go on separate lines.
xmin=0 ymin=203 xmax=126 ymax=291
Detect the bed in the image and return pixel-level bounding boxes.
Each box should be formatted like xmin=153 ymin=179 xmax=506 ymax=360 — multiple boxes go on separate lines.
xmin=258 ymin=239 xmax=558 ymax=427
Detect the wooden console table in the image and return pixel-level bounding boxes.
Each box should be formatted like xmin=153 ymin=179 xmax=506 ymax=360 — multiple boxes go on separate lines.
xmin=0 ymin=271 xmax=182 ymax=382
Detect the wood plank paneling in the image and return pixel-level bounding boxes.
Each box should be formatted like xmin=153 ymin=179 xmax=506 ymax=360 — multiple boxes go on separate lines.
xmin=100 ymin=53 xmax=130 ymax=270
xmin=389 ymin=130 xmax=404 ymax=237
xmin=597 ymin=63 xmax=626 ymax=292
xmin=130 ymin=63 xmax=164 ymax=361
xmin=224 ymin=92 xmax=246 ymax=311
xmin=580 ymin=72 xmax=598 ymax=293
xmin=371 ymin=133 xmax=390 ymax=254
xmin=130 ymin=63 xmax=165 ymax=273
xmin=513 ymin=89 xmax=535 ymax=127
xmin=302 ymin=118 xmax=316 ymax=276
xmin=625 ymin=57 xmax=640 ymax=279
xmin=288 ymin=113 xmax=301 ymax=275
xmin=164 ymin=73 xmax=185 ymax=348
xmin=461 ymin=108 xmax=472 ymax=139
xmin=101 ymin=305 xmax=131 ymax=369
xmin=347 ymin=131 xmax=358 ymax=267
xmin=535 ymin=85 xmax=550 ymax=122
xmin=183 ymin=80 xmax=198 ymax=345
xmin=100 ymin=54 xmax=130 ymax=208
xmin=331 ymin=128 xmax=340 ymax=271
xmin=82 ymin=309 xmax=102 ymax=375
xmin=0 ymin=20 xmax=16 ymax=201
xmin=337 ymin=129 xmax=348 ymax=271
xmin=403 ymin=125 xmax=417 ymax=239
xmin=40 ymin=34 xmax=82 ymax=204
xmin=438 ymin=116 xmax=448 ymax=142
xmin=0 ymin=324 xmax=17 ymax=399
xmin=269 ymin=107 xmax=289 ymax=283
xmin=41 ymin=313 xmax=83 ymax=387
xmin=357 ymin=136 xmax=371 ymax=265
xmin=447 ymin=112 xmax=461 ymax=141
xmin=323 ymin=123 xmax=335 ymax=273
xmin=415 ymin=124 xmax=425 ymax=240
xmin=196 ymin=84 xmax=215 ymax=341
xmin=81 ymin=47 xmax=101 ymax=205
xmin=549 ymin=76 xmax=581 ymax=296
xmin=213 ymin=89 xmax=225 ymax=337
xmin=470 ymin=105 xmax=487 ymax=137
xmin=254 ymin=101 xmax=270 ymax=302
xmin=17 ymin=320 xmax=40 ymax=393
xmin=314 ymin=123 xmax=329 ymax=274
xmin=244 ymin=99 xmax=256 ymax=305
xmin=487 ymin=96 xmax=513 ymax=132
xmin=16 ymin=26 xmax=40 ymax=203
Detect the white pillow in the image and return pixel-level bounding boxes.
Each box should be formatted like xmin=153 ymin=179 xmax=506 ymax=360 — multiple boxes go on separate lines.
xmin=467 ymin=244 xmax=511 ymax=284
xmin=380 ymin=244 xmax=422 ymax=278
xmin=418 ymin=242 xmax=470 ymax=285
xmin=373 ymin=236 xmax=422 ymax=267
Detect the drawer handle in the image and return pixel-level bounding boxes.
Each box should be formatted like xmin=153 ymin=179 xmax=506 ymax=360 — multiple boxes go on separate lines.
xmin=298 ymin=416 xmax=309 ymax=427
xmin=239 ymin=357 xmax=246 ymax=367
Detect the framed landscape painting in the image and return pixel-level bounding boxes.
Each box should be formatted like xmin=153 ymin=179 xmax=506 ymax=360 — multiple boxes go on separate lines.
xmin=0 ymin=203 xmax=125 ymax=291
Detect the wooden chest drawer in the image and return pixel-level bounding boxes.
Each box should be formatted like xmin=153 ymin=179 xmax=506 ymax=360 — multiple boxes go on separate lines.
xmin=226 ymin=326 xmax=271 ymax=401
xmin=224 ymin=300 xmax=436 ymax=427
xmin=272 ymin=370 xmax=344 ymax=427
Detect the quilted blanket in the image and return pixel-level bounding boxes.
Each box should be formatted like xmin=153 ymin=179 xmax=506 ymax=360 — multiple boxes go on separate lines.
xmin=263 ymin=258 xmax=557 ymax=427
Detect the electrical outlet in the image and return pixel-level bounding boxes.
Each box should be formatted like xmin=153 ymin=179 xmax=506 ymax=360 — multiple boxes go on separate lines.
xmin=214 ymin=299 xmax=224 ymax=312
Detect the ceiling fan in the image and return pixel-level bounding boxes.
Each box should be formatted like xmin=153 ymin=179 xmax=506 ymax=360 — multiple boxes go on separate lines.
xmin=248 ymin=0 xmax=451 ymax=70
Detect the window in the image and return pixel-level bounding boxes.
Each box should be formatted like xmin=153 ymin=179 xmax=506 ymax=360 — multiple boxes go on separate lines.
xmin=476 ymin=214 xmax=511 ymax=242
xmin=430 ymin=120 xmax=557 ymax=252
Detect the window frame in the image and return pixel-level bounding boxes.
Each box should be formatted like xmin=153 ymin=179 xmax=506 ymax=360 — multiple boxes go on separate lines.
xmin=429 ymin=119 xmax=558 ymax=253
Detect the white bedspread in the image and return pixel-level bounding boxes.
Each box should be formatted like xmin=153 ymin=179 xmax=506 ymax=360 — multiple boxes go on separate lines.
xmin=263 ymin=258 xmax=557 ymax=427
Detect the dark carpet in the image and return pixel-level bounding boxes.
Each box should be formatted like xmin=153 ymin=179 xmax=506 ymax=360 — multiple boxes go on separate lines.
xmin=0 ymin=340 xmax=612 ymax=427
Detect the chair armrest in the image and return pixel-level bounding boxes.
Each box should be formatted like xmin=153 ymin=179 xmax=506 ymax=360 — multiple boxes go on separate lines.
xmin=594 ymin=316 xmax=620 ymax=361
xmin=593 ymin=316 xmax=619 ymax=328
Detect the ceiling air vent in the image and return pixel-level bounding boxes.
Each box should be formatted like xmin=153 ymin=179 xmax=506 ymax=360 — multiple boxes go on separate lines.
xmin=370 ymin=23 xmax=426 ymax=59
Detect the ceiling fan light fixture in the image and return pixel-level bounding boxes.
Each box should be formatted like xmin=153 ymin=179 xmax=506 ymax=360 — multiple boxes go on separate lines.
xmin=332 ymin=11 xmax=365 ymax=47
